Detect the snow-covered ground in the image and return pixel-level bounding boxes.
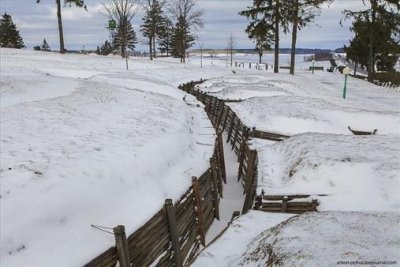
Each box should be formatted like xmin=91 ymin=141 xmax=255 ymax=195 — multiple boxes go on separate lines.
xmin=193 ymin=54 xmax=400 ymax=266
xmin=0 ymin=48 xmax=233 ymax=266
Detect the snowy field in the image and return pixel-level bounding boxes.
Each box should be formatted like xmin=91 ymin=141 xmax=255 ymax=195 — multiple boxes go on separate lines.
xmin=193 ymin=54 xmax=400 ymax=266
xmin=0 ymin=48 xmax=232 ymax=266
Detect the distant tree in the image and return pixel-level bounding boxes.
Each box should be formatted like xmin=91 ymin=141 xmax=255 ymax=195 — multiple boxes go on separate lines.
xmin=343 ymin=0 xmax=400 ymax=80
xmin=103 ymin=0 xmax=140 ymax=58
xmin=244 ymin=18 xmax=273 ymax=63
xmin=41 ymin=38 xmax=51 ymax=51
xmin=97 ymin=40 xmax=114 ymax=55
xmin=141 ymin=0 xmax=166 ymax=60
xmin=240 ymin=0 xmax=288 ymax=73
xmin=34 ymin=45 xmax=41 ymax=51
xmin=112 ymin=19 xmax=137 ymax=56
xmin=158 ymin=17 xmax=173 ymax=56
xmin=171 ymin=14 xmax=195 ymax=61
xmin=36 ymin=0 xmax=86 ymax=53
xmin=168 ymin=0 xmax=204 ymax=63
xmin=285 ymin=0 xmax=332 ymax=75
xmin=345 ymin=13 xmax=399 ymax=74
xmin=0 ymin=13 xmax=25 ymax=48
xmin=226 ymin=33 xmax=236 ymax=67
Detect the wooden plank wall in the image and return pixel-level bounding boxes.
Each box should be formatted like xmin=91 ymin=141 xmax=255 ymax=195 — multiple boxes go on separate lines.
xmin=179 ymin=81 xmax=258 ymax=214
xmin=85 ymin=130 xmax=226 ymax=266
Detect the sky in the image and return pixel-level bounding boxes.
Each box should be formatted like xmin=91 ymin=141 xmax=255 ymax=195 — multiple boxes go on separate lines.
xmin=0 ymin=0 xmax=366 ymax=51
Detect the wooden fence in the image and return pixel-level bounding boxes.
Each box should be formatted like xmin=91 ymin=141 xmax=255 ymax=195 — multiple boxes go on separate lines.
xmin=179 ymin=81 xmax=321 ymax=216
xmin=85 ymin=133 xmax=226 ymax=267
xmin=179 ymin=82 xmax=258 ymax=214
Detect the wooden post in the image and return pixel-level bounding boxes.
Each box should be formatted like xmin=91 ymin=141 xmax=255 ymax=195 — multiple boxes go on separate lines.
xmin=243 ymin=150 xmax=256 ymax=195
xmin=222 ymin=108 xmax=230 ymax=131
xmin=227 ymin=114 xmax=236 ymax=142
xmin=311 ymin=199 xmax=318 ymax=211
xmin=281 ymin=196 xmax=288 ymax=212
xmin=242 ymin=181 xmax=257 ymax=214
xmin=210 ymin=158 xmax=221 ymax=220
xmin=113 ymin=225 xmax=130 ymax=267
xmin=165 ymin=199 xmax=183 ymax=267
xmin=217 ymin=132 xmax=227 ymax=184
xmin=216 ymin=103 xmax=225 ymax=130
xmin=192 ymin=177 xmax=206 ymax=247
xmin=232 ymin=121 xmax=241 ymax=148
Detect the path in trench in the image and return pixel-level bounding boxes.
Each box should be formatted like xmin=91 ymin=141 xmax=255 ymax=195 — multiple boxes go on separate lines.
xmin=205 ymin=134 xmax=245 ymax=243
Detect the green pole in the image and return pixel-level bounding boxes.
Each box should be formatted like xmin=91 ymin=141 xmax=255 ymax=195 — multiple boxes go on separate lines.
xmin=343 ymin=74 xmax=348 ymax=99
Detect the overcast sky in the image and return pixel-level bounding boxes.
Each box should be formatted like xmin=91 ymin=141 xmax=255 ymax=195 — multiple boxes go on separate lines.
xmin=0 ymin=0 xmax=366 ymax=51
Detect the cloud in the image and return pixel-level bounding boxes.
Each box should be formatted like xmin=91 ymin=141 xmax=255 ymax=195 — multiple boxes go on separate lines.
xmin=1 ymin=0 xmax=366 ymax=51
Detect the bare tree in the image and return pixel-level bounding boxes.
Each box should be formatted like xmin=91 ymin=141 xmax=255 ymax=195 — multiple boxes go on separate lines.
xmin=168 ymin=0 xmax=204 ymax=63
xmin=227 ymin=33 xmax=236 ymax=67
xmin=103 ymin=0 xmax=141 ymax=58
xmin=197 ymin=37 xmax=204 ymax=68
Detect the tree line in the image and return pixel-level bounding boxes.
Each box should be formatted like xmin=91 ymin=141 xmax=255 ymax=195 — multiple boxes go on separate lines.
xmin=240 ymin=0 xmax=399 ymax=78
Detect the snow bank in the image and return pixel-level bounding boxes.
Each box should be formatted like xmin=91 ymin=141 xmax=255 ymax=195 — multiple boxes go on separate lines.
xmin=0 ymin=48 xmax=231 ymax=266
xmin=199 ymin=71 xmax=400 ymax=135
xmin=251 ymin=134 xmax=400 ymax=211
xmin=241 ymin=211 xmax=400 ymax=267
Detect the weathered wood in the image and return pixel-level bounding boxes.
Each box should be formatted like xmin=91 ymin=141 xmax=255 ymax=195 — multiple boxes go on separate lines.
xmin=227 ymin=114 xmax=236 ymax=142
xmin=210 ymin=158 xmax=220 ymax=220
xmin=217 ymin=132 xmax=227 ymax=184
xmin=114 ymin=225 xmax=130 ymax=267
xmin=242 ymin=150 xmax=257 ymax=214
xmin=192 ymin=177 xmax=206 ymax=246
xmin=164 ymin=199 xmax=183 ymax=267
xmin=250 ymin=129 xmax=289 ymax=141
xmin=281 ymin=196 xmax=288 ymax=212
xmin=216 ymin=102 xmax=225 ymax=129
xmin=84 ymin=247 xmax=118 ymax=267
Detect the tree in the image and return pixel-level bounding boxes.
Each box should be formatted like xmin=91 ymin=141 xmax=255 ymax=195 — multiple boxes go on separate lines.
xmin=97 ymin=40 xmax=114 ymax=55
xmin=244 ymin=18 xmax=273 ymax=63
xmin=158 ymin=17 xmax=173 ymax=56
xmin=141 ymin=0 xmax=166 ymax=60
xmin=286 ymin=0 xmax=332 ymax=75
xmin=112 ymin=19 xmax=137 ymax=56
xmin=171 ymin=14 xmax=195 ymax=61
xmin=343 ymin=0 xmax=400 ymax=80
xmin=0 ymin=13 xmax=25 ymax=48
xmin=41 ymin=38 xmax=51 ymax=51
xmin=345 ymin=12 xmax=399 ymax=74
xmin=103 ymin=0 xmax=140 ymax=58
xmin=227 ymin=33 xmax=236 ymax=67
xmin=240 ymin=0 xmax=288 ymax=73
xmin=36 ymin=0 xmax=86 ymax=53
xmin=168 ymin=0 xmax=204 ymax=63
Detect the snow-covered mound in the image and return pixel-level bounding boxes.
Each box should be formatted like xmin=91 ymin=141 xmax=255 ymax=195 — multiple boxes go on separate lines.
xmin=0 ymin=48 xmax=231 ymax=267
xmin=252 ymin=134 xmax=400 ymax=211
xmin=241 ymin=211 xmax=400 ymax=267
xmin=199 ymin=71 xmax=400 ymax=135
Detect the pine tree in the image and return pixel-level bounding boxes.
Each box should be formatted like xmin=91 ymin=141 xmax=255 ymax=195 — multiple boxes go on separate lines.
xmin=41 ymin=38 xmax=51 ymax=51
xmin=240 ymin=0 xmax=288 ymax=73
xmin=141 ymin=0 xmax=165 ymax=60
xmin=343 ymin=0 xmax=400 ymax=80
xmin=112 ymin=18 xmax=137 ymax=57
xmin=285 ymin=0 xmax=332 ymax=75
xmin=158 ymin=17 xmax=173 ymax=56
xmin=0 ymin=13 xmax=25 ymax=48
xmin=171 ymin=15 xmax=195 ymax=62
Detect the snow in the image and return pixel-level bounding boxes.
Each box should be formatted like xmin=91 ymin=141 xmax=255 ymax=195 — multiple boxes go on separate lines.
xmin=241 ymin=211 xmax=400 ymax=267
xmin=0 ymin=48 xmax=232 ymax=266
xmin=192 ymin=54 xmax=400 ymax=266
xmin=199 ymin=71 xmax=400 ymax=135
xmin=192 ymin=211 xmax=294 ymax=267
xmin=251 ymin=134 xmax=400 ymax=211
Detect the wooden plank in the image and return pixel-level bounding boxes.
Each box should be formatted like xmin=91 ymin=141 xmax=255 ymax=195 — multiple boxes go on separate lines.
xmin=84 ymin=247 xmax=118 ymax=267
xmin=192 ymin=177 xmax=206 ymax=246
xmin=210 ymin=158 xmax=220 ymax=220
xmin=165 ymin=199 xmax=183 ymax=267
xmin=217 ymin=132 xmax=227 ymax=184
